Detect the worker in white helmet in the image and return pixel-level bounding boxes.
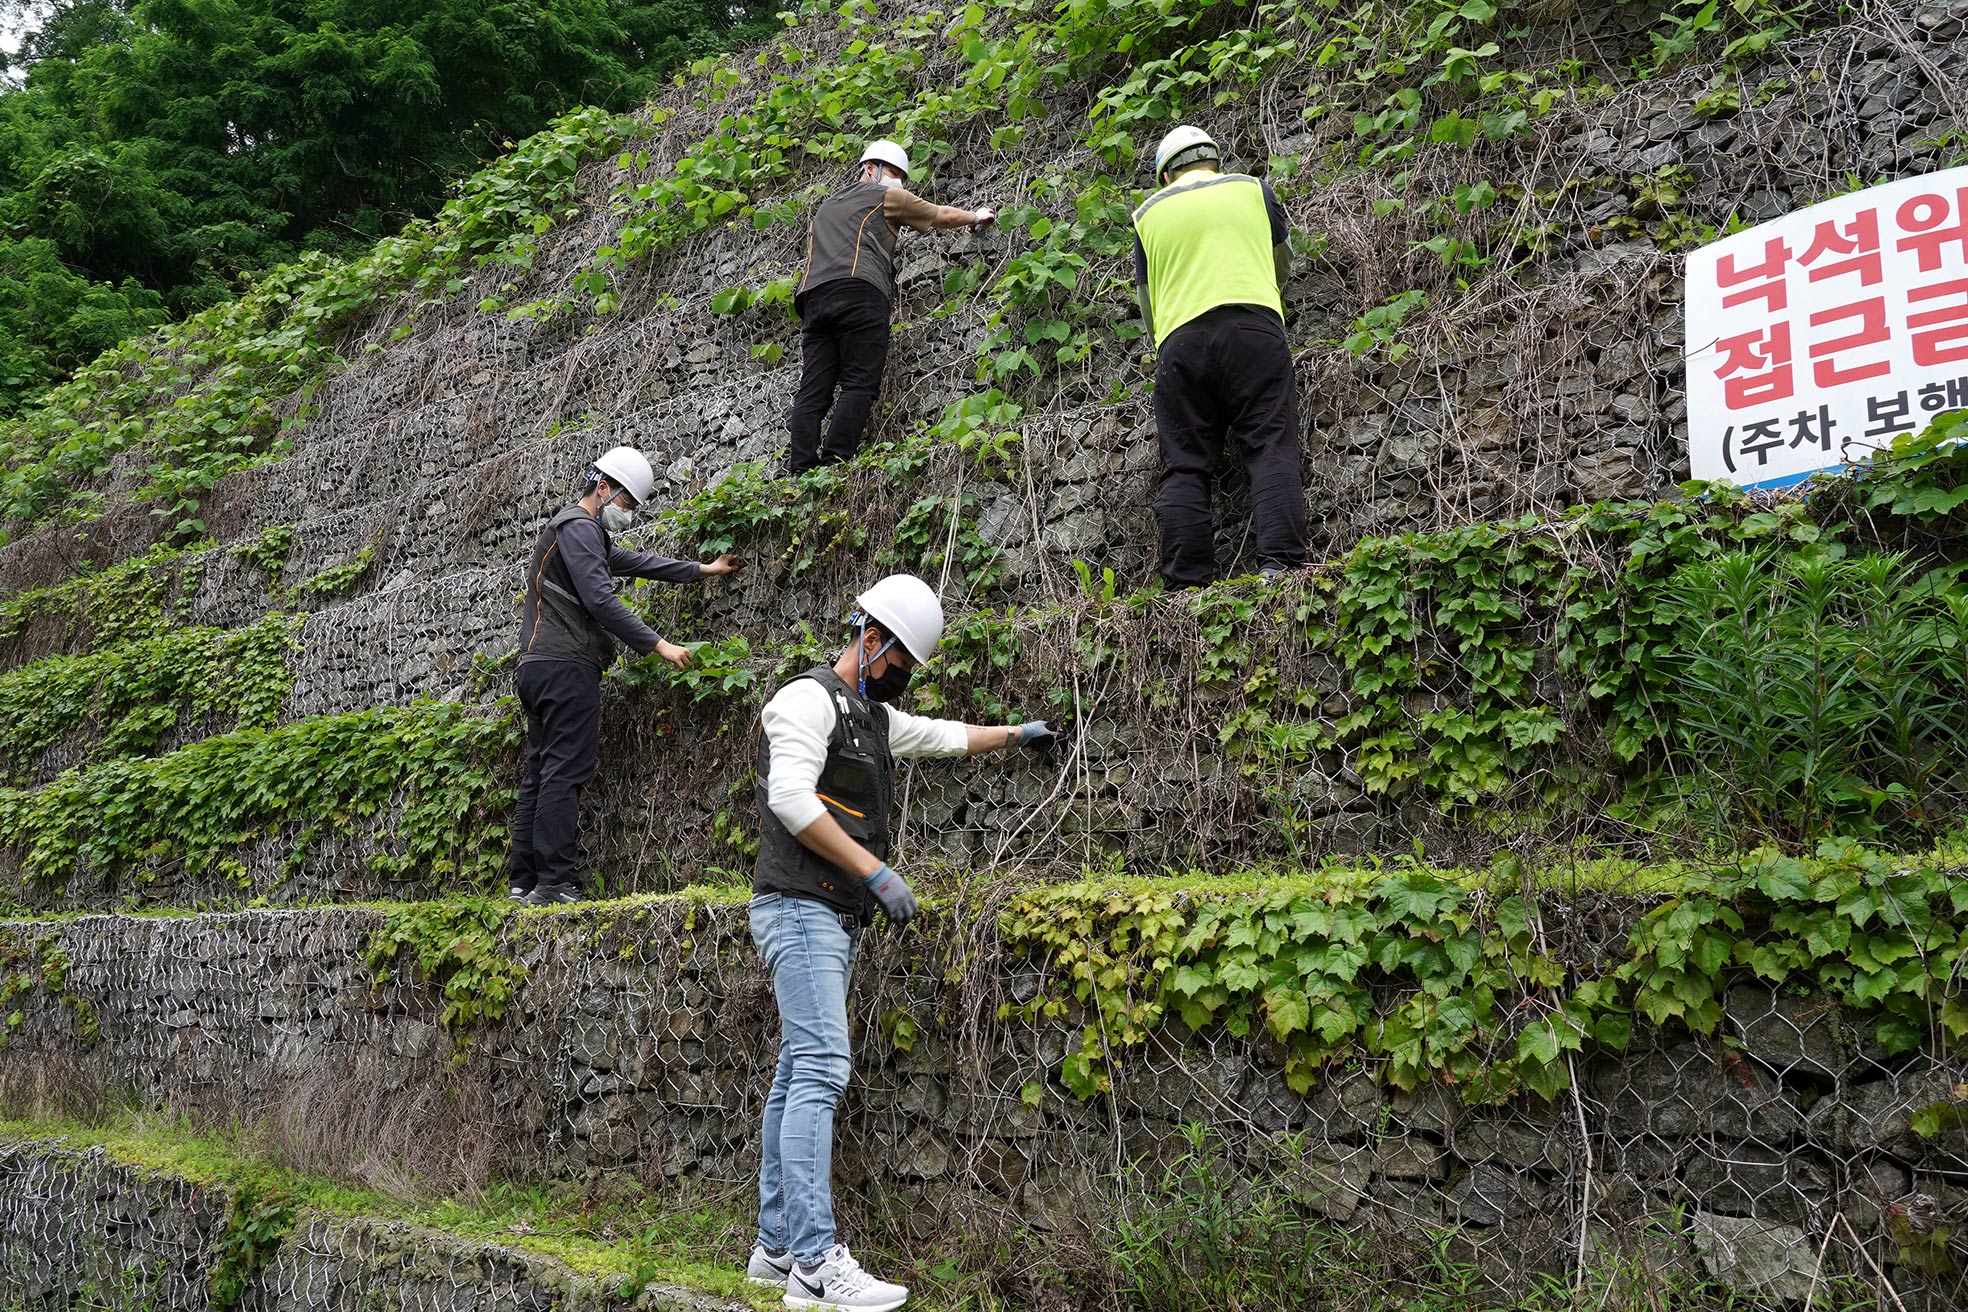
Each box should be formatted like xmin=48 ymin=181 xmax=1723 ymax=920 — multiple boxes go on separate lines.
xmin=786 ymin=140 xmax=997 ymax=475
xmin=1131 ymin=124 xmax=1308 ymax=588
xmin=509 ymin=445 xmax=744 ymax=905
xmin=743 ymin=574 xmax=1056 ymax=1310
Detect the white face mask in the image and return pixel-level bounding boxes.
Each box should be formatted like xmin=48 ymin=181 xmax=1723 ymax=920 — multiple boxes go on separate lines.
xmin=599 ymin=503 xmax=633 ymax=532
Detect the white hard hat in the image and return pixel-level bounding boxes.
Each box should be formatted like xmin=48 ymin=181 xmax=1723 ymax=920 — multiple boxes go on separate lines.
xmin=855 ymin=574 xmax=943 ymax=663
xmin=1154 ymin=125 xmax=1219 ymax=181
xmin=591 ymin=445 xmax=655 ymax=505
xmin=859 ymin=139 xmax=911 ymax=180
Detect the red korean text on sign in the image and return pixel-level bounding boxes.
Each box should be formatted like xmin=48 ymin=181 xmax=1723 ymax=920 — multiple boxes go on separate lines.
xmin=1714 ymin=322 xmax=1794 ymax=409
xmin=1716 ymin=235 xmax=1791 ymax=312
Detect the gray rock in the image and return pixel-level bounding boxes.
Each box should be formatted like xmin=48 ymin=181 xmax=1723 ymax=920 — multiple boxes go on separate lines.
xmin=1680 ymin=1142 xmax=1828 ymax=1223
xmin=1448 ymin=1165 xmax=1549 ymax=1225
xmin=1723 ymin=984 xmax=1873 ymax=1079
xmin=1686 ymin=1212 xmax=1818 ymax=1302
xmin=1596 ymin=1042 xmax=1802 ymax=1141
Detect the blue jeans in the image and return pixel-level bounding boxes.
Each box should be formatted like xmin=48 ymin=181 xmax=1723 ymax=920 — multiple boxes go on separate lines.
xmin=751 ymin=892 xmax=861 ymax=1266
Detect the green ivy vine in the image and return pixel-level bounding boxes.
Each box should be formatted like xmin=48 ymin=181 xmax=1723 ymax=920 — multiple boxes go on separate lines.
xmin=0 ymin=698 xmax=521 ymax=894
xmin=0 ymin=931 xmax=99 ymax=1050
xmin=0 ymin=543 xmax=205 ymax=656
xmin=207 ymin=1182 xmax=296 ymax=1310
xmin=1002 ymin=838 xmax=1968 ymax=1102
xmin=365 ymin=898 xmax=527 ymax=1034
xmin=0 ymin=614 xmax=300 ymax=781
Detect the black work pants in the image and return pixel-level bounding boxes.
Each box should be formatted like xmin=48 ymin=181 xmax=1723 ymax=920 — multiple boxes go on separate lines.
xmin=787 ymin=279 xmax=892 ymax=474
xmin=1151 ymin=307 xmax=1308 ymax=588
xmin=509 ymin=659 xmax=602 ymax=892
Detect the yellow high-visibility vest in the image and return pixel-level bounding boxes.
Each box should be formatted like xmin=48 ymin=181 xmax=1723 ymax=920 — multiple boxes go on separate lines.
xmin=1132 ymin=170 xmax=1283 ymax=346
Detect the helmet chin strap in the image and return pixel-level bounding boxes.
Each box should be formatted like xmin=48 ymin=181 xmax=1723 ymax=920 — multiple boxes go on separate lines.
xmin=849 ymin=611 xmax=896 ymax=697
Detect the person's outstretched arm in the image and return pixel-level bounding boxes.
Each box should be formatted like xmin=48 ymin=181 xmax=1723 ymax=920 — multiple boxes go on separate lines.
xmin=884 ymin=706 xmax=1057 ymax=758
xmin=884 ymin=186 xmax=994 ymax=233
xmin=557 ymin=516 xmax=682 ymax=663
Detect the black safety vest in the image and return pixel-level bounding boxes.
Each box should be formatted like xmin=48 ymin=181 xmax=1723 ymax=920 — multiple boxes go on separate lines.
xmin=752 ymin=665 xmax=895 ymax=922
xmin=797 ymin=181 xmax=899 ymax=311
xmin=518 ymin=505 xmax=618 ymax=670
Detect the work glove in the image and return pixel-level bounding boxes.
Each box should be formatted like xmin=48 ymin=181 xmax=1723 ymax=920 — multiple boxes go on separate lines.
xmin=971 ymin=206 xmax=996 ymax=230
xmin=1011 ymin=720 xmax=1059 ymax=751
xmin=865 ymin=863 xmax=918 ymax=925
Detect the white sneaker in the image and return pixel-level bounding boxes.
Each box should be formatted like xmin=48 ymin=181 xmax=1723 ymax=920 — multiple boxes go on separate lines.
xmin=747 ymin=1243 xmax=796 ymax=1286
xmin=783 ymin=1245 xmax=908 ymax=1311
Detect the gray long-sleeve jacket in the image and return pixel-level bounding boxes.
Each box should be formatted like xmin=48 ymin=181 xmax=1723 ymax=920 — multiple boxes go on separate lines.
xmin=518 ymin=506 xmax=701 ymax=669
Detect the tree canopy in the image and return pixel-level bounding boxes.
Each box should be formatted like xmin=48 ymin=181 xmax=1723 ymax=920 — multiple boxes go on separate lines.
xmin=0 ymin=0 xmax=775 ymax=412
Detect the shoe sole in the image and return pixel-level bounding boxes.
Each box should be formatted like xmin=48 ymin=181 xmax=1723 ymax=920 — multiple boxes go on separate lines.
xmin=747 ymin=1274 xmax=791 ymax=1287
xmin=783 ymin=1291 xmax=906 ymax=1311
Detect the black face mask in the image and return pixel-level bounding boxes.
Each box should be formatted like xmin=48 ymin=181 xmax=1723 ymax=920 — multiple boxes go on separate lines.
xmin=864 ymin=660 xmax=914 ymax=703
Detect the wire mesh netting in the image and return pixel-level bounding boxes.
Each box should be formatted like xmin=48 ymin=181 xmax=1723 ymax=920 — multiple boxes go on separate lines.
xmin=0 ymin=900 xmax=1960 ymax=1307
xmin=0 ymin=1142 xmax=743 ymax=1311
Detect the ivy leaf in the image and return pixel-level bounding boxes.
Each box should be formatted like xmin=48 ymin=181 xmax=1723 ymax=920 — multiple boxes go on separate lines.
xmin=1263 ymin=986 xmax=1309 ymax=1041
xmin=1167 ymin=964 xmax=1212 ymax=997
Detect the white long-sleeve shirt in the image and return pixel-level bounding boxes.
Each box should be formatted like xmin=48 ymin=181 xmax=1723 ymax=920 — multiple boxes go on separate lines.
xmin=761 ymin=678 xmax=969 ymax=834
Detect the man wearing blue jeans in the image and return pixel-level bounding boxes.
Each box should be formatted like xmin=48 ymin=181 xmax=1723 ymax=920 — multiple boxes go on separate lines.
xmin=745 ymin=574 xmax=1056 ymax=1311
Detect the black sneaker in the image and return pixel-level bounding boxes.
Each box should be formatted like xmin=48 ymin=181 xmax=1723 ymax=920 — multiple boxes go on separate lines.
xmin=526 ymin=881 xmax=583 ymax=906
xmin=508 ymin=879 xmax=535 ymax=902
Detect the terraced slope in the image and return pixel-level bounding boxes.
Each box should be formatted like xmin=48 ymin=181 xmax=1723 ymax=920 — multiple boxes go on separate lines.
xmin=2 ymin=0 xmax=1968 ymax=1306
xmin=2 ymin=0 xmax=1966 ymax=908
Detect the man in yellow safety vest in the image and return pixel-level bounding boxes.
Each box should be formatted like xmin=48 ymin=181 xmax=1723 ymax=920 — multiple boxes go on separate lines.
xmin=1131 ymin=124 xmax=1308 ymax=588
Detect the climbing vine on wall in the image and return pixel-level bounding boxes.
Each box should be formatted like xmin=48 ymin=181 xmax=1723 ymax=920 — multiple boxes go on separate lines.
xmin=0 ymin=614 xmax=301 ymax=780
xmin=0 ymin=699 xmax=521 ymax=894
xmin=0 ymin=543 xmax=206 ymax=659
xmin=365 ymin=898 xmax=527 ymax=1034
xmin=0 ymin=932 xmax=98 ymax=1049
xmin=207 ymin=1182 xmax=296 ymax=1310
xmin=1002 ymin=839 xmax=1968 ymax=1102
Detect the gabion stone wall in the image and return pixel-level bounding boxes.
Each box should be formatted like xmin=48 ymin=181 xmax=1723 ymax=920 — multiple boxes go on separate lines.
xmin=0 ymin=901 xmax=1960 ymax=1308
xmin=3 ymin=5 xmax=1968 ymax=602
xmin=0 ymin=6 xmax=1966 ymax=915
xmin=0 ymin=1141 xmax=739 ymax=1312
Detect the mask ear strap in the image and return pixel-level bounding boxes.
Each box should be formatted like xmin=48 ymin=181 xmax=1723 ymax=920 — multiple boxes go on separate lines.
xmin=853 ymin=613 xmax=871 ymax=697
xmin=850 ymin=611 xmax=897 ymax=697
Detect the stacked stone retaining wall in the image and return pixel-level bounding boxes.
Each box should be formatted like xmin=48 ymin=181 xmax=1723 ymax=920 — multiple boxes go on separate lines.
xmin=0 ymin=1141 xmax=742 ymax=1311
xmin=0 ymin=900 xmax=1959 ymax=1307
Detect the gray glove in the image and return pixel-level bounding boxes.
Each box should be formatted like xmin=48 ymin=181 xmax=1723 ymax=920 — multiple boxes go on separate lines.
xmin=1011 ymin=720 xmax=1058 ymax=750
xmin=865 ymin=863 xmax=918 ymax=925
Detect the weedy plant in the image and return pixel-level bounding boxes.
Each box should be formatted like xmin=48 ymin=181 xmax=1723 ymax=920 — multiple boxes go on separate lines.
xmin=1660 ymin=550 xmax=1968 ymax=845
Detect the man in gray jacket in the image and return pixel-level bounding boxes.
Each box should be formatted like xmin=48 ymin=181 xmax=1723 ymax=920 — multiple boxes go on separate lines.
xmin=785 ymin=139 xmax=996 ymax=474
xmin=509 ymin=445 xmax=742 ymax=905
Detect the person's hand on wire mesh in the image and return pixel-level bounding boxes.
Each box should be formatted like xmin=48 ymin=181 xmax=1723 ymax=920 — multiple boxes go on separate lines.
xmin=701 ymin=553 xmax=745 ymax=576
xmin=1009 ymin=720 xmax=1062 ymax=753
xmin=655 ymin=639 xmax=692 ymax=670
